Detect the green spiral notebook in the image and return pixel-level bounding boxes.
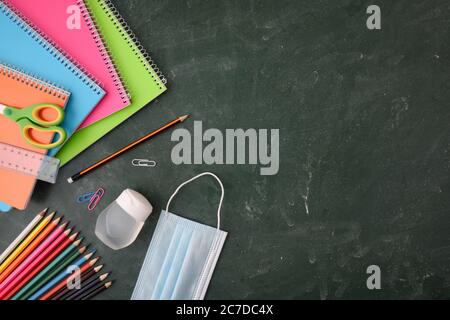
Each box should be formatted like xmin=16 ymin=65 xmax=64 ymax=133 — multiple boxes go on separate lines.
xmin=56 ymin=0 xmax=167 ymax=166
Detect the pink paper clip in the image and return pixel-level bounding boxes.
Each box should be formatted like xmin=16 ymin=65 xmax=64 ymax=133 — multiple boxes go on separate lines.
xmin=88 ymin=188 xmax=105 ymax=211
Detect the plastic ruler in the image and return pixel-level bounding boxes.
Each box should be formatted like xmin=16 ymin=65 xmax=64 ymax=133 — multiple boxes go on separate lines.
xmin=0 ymin=142 xmax=60 ymax=183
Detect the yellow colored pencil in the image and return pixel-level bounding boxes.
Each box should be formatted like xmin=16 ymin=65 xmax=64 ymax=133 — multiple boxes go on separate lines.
xmin=0 ymin=211 xmax=55 ymax=276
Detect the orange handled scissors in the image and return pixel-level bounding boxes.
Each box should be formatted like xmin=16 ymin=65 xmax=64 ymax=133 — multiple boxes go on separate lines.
xmin=0 ymin=103 xmax=66 ymax=150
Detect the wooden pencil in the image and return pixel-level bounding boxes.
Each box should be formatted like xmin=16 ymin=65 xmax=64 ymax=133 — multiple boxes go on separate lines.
xmin=33 ymin=255 xmax=98 ymax=300
xmin=0 ymin=208 xmax=47 ymax=265
xmin=51 ymin=265 xmax=103 ymax=300
xmin=14 ymin=244 xmax=87 ymax=300
xmin=2 ymin=234 xmax=80 ymax=300
xmin=0 ymin=215 xmax=61 ymax=283
xmin=80 ymin=281 xmax=113 ymax=300
xmin=68 ymin=115 xmax=189 ymax=183
xmin=65 ymin=272 xmax=109 ymax=300
xmin=39 ymin=258 xmax=100 ymax=300
xmin=0 ymin=211 xmax=55 ymax=276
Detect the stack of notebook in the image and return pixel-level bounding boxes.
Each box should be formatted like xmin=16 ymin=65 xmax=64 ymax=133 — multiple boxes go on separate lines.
xmin=0 ymin=0 xmax=167 ymax=211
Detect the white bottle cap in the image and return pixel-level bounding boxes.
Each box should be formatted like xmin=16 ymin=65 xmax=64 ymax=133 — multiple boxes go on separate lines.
xmin=116 ymin=189 xmax=153 ymax=222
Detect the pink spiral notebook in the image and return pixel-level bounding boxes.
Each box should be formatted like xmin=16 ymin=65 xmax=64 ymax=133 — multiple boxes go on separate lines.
xmin=6 ymin=0 xmax=130 ymax=129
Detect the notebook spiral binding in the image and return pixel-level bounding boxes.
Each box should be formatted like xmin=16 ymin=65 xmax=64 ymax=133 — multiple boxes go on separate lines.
xmin=76 ymin=0 xmax=130 ymax=104
xmin=96 ymin=0 xmax=167 ymax=86
xmin=0 ymin=62 xmax=70 ymax=101
xmin=1 ymin=0 xmax=104 ymax=95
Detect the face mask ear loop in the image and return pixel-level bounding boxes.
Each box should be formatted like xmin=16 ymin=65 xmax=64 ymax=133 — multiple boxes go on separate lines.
xmin=165 ymin=172 xmax=225 ymax=230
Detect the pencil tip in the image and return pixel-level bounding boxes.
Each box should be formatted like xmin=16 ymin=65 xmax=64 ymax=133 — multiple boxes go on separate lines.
xmin=64 ymin=228 xmax=72 ymax=234
xmin=90 ymin=257 xmax=100 ymax=264
xmin=95 ymin=265 xmax=104 ymax=272
xmin=100 ymin=273 xmax=109 ymax=280
xmin=67 ymin=177 xmax=73 ymax=184
xmin=40 ymin=208 xmax=48 ymax=216
xmin=105 ymin=281 xmax=112 ymax=287
xmin=85 ymin=250 xmax=96 ymax=259
xmin=179 ymin=114 xmax=189 ymax=122
xmin=47 ymin=211 xmax=56 ymax=219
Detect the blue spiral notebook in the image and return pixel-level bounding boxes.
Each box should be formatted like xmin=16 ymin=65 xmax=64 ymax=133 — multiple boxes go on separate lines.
xmin=0 ymin=1 xmax=105 ymax=211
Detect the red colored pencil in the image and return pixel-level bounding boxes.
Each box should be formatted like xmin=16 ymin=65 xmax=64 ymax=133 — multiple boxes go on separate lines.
xmin=0 ymin=235 xmax=81 ymax=300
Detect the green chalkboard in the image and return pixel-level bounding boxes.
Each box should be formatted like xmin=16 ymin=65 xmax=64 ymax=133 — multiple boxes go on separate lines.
xmin=1 ymin=0 xmax=450 ymax=300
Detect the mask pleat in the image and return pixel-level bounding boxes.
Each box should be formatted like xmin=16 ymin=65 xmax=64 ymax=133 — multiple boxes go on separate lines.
xmin=170 ymin=225 xmax=211 ymax=299
xmin=150 ymin=222 xmax=183 ymax=299
xmin=159 ymin=226 xmax=194 ymax=299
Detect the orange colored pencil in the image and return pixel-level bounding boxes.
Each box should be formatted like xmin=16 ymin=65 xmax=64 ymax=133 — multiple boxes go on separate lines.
xmin=0 ymin=216 xmax=62 ymax=283
xmin=0 ymin=234 xmax=80 ymax=300
xmin=39 ymin=257 xmax=99 ymax=300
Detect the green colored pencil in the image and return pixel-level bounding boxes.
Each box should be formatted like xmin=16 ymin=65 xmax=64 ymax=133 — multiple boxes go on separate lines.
xmin=13 ymin=244 xmax=86 ymax=300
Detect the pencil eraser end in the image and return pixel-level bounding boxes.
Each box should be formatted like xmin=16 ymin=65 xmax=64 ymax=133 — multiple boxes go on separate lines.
xmin=67 ymin=177 xmax=73 ymax=184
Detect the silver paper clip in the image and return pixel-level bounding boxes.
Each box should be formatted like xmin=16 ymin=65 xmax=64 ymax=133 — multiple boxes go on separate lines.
xmin=132 ymin=159 xmax=157 ymax=167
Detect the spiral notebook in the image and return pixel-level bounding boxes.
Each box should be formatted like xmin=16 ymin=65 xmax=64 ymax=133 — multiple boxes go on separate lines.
xmin=0 ymin=0 xmax=105 ymax=158
xmin=0 ymin=63 xmax=70 ymax=210
xmin=56 ymin=0 xmax=167 ymax=166
xmin=6 ymin=0 xmax=130 ymax=129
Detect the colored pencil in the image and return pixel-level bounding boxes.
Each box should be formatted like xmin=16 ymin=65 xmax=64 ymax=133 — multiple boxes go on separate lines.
xmin=0 ymin=208 xmax=47 ymax=265
xmin=30 ymin=253 xmax=97 ymax=300
xmin=39 ymin=258 xmax=100 ymax=301
xmin=68 ymin=115 xmax=189 ymax=183
xmin=0 ymin=215 xmax=61 ymax=283
xmin=80 ymin=281 xmax=113 ymax=300
xmin=66 ymin=273 xmax=109 ymax=300
xmin=0 ymin=211 xmax=55 ymax=276
xmin=0 ymin=229 xmax=75 ymax=299
xmin=13 ymin=244 xmax=86 ymax=300
xmin=2 ymin=234 xmax=80 ymax=300
xmin=51 ymin=265 xmax=103 ymax=300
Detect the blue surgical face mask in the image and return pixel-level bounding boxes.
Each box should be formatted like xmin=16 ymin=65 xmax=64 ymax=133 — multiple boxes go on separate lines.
xmin=131 ymin=172 xmax=228 ymax=300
